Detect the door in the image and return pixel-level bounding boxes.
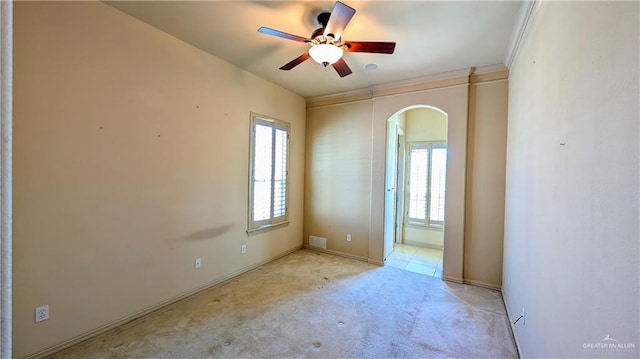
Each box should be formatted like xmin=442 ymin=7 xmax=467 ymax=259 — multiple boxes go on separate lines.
xmin=395 ymin=134 xmax=406 ymax=244
xmin=383 ymin=119 xmax=399 ymax=259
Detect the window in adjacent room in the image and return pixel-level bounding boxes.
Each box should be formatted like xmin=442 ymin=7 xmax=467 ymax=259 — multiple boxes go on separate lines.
xmin=248 ymin=113 xmax=290 ymax=234
xmin=406 ymin=142 xmax=447 ymax=228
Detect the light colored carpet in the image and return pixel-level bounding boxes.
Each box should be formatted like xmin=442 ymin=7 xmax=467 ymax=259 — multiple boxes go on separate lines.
xmin=50 ymin=250 xmax=518 ymax=358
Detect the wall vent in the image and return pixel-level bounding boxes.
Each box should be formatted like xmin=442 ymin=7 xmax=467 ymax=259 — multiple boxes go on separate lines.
xmin=309 ymin=236 xmax=327 ymax=249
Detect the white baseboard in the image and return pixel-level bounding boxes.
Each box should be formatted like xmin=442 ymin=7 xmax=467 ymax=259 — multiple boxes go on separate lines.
xmin=463 ymin=278 xmax=501 ymax=291
xmin=28 ymin=245 xmax=303 ymax=359
xmin=403 ymin=240 xmax=443 ymax=250
xmin=368 ymin=258 xmax=384 ymax=266
xmin=501 ymin=289 xmax=523 ymax=358
xmin=441 ymin=275 xmax=464 ymax=284
xmin=302 ymin=245 xmax=370 ymax=263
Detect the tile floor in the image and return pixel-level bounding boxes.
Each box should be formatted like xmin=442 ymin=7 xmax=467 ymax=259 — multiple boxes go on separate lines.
xmin=385 ymin=243 xmax=443 ymax=278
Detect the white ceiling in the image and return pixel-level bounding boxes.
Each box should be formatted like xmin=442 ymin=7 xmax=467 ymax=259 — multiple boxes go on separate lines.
xmin=105 ymin=1 xmax=523 ymax=98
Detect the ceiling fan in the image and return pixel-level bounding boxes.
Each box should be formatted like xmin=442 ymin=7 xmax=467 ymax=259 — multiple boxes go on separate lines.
xmin=258 ymin=1 xmax=396 ymax=78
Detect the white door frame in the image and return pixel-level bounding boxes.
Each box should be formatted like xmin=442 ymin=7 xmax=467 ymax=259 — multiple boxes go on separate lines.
xmin=394 ymin=133 xmax=405 ymax=244
xmin=383 ymin=118 xmax=399 ymax=259
xmin=1 ymin=1 xmax=13 ymax=355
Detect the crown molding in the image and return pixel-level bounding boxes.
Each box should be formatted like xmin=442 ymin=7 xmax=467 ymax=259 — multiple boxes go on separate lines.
xmin=371 ymin=75 xmax=469 ymax=99
xmin=305 ymin=64 xmax=512 ymax=108
xmin=471 ymin=63 xmax=508 ymax=75
xmin=305 ymin=91 xmax=373 ymax=109
xmin=305 ymin=87 xmax=373 ymax=108
xmin=306 ymin=68 xmax=472 ymax=101
xmin=371 ymin=67 xmax=472 ymax=94
xmin=504 ymin=0 xmax=541 ymax=70
xmin=306 ymin=67 xmax=472 ymax=108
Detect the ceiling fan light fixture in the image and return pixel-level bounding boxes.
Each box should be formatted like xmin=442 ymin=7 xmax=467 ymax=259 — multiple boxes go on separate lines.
xmin=309 ymin=44 xmax=343 ymax=67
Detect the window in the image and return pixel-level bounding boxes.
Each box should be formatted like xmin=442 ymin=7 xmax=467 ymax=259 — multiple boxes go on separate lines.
xmin=248 ymin=113 xmax=290 ymax=234
xmin=406 ymin=142 xmax=447 ymax=227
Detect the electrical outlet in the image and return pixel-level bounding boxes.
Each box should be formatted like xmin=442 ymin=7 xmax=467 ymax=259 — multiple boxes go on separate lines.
xmin=507 ymin=274 xmax=511 ymax=287
xmin=241 ymin=244 xmax=247 ymax=254
xmin=521 ymin=307 xmax=526 ymax=326
xmin=194 ymin=258 xmax=202 ymax=269
xmin=35 ymin=305 xmax=49 ymax=323
xmin=346 ymin=234 xmax=352 ymax=242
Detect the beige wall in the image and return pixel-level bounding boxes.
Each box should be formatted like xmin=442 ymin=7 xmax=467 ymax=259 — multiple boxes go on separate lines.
xmin=405 ymin=108 xmax=447 ymax=143
xmin=503 ymin=1 xmax=639 ymax=357
xmin=304 ymin=101 xmax=373 ymax=259
xmin=403 ymin=226 xmax=443 ymax=248
xmin=13 ymin=2 xmax=305 ymax=357
xmin=305 ymin=76 xmax=507 ymax=286
xmin=464 ymin=80 xmax=508 ymax=288
xmin=0 ymin=3 xmax=7 ymax=356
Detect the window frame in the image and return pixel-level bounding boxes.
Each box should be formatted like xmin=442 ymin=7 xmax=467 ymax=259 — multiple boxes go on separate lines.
xmin=247 ymin=113 xmax=290 ymax=235
xmin=405 ymin=141 xmax=447 ymax=229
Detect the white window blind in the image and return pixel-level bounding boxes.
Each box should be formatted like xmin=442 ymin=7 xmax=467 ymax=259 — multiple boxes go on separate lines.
xmin=406 ymin=143 xmax=447 ymax=227
xmin=273 ymin=128 xmax=287 ymax=218
xmin=253 ymin=124 xmax=273 ymax=222
xmin=429 ymin=148 xmax=447 ymax=223
xmin=408 ymin=148 xmax=428 ymax=220
xmin=248 ymin=114 xmax=290 ymax=233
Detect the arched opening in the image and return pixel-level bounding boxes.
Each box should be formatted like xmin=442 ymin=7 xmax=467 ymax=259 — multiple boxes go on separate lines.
xmin=384 ymin=105 xmax=448 ymax=278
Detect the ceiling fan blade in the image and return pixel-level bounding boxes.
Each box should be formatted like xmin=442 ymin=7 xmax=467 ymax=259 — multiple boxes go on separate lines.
xmin=279 ymin=52 xmax=311 ymax=71
xmin=323 ymin=2 xmax=356 ymax=40
xmin=332 ymin=58 xmax=352 ymax=77
xmin=258 ymin=27 xmax=309 ymax=43
xmin=345 ymin=41 xmax=396 ymax=54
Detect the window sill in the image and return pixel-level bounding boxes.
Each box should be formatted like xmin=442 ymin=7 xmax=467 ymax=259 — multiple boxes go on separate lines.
xmin=246 ymin=221 xmax=289 ymax=236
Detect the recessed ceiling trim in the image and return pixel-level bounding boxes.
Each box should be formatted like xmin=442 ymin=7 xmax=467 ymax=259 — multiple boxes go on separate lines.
xmin=365 ymin=63 xmax=378 ymax=70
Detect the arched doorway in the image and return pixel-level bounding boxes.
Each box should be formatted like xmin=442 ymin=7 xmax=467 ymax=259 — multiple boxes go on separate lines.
xmin=369 ymin=84 xmax=468 ymax=284
xmin=384 ymin=105 xmax=448 ymax=278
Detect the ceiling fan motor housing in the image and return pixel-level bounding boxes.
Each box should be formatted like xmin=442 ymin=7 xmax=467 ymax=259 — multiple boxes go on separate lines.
xmin=317 ymin=12 xmax=331 ymax=28
xmin=311 ymin=27 xmax=325 ymax=39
